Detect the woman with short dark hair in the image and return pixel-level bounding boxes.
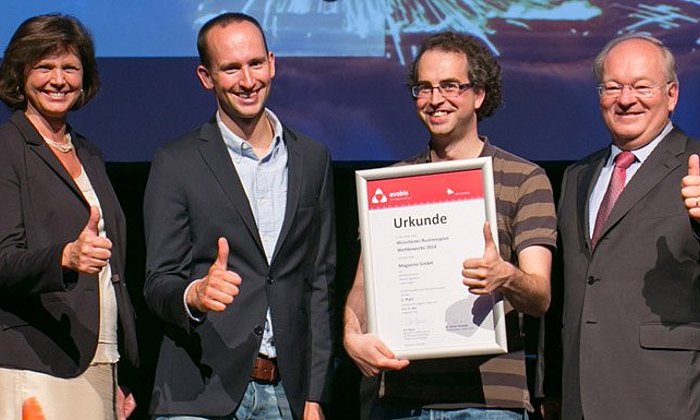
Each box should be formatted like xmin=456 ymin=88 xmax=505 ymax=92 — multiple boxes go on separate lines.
xmin=0 ymin=14 xmax=138 ymax=419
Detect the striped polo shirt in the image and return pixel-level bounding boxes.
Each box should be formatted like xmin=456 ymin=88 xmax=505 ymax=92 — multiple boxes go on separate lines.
xmin=375 ymin=137 xmax=557 ymax=411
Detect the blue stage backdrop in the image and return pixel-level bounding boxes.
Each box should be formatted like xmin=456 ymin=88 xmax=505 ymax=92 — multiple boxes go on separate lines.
xmin=1 ymin=1 xmax=698 ymax=162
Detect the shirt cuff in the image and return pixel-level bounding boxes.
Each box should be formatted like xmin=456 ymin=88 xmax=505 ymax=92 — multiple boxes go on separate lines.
xmin=183 ymin=281 xmax=205 ymax=323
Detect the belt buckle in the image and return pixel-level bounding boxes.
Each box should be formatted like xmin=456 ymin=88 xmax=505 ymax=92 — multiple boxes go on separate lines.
xmin=252 ymin=355 xmax=279 ymax=384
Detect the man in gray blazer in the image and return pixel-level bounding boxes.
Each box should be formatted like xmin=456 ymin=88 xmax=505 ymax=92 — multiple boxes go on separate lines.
xmin=558 ymin=34 xmax=700 ymax=419
xmin=143 ymin=12 xmax=335 ymax=420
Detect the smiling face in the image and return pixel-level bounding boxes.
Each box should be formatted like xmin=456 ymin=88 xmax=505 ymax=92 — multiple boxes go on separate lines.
xmin=599 ymin=38 xmax=678 ymax=150
xmin=23 ymin=49 xmax=83 ymax=125
xmin=196 ymin=20 xmax=275 ymax=135
xmin=414 ymin=49 xmax=485 ymax=145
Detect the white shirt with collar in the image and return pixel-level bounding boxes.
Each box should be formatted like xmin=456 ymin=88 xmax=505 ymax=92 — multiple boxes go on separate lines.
xmin=588 ymin=121 xmax=674 ymax=239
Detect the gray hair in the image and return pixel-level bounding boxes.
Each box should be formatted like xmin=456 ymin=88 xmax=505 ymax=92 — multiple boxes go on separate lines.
xmin=592 ymin=33 xmax=678 ymax=84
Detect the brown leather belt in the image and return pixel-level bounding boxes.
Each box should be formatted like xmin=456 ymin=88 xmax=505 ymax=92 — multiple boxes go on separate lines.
xmin=251 ymin=354 xmax=279 ymax=384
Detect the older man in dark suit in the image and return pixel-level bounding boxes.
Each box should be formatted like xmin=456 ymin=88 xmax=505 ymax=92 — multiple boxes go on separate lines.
xmin=558 ymin=34 xmax=700 ymax=419
xmin=143 ymin=12 xmax=335 ymax=420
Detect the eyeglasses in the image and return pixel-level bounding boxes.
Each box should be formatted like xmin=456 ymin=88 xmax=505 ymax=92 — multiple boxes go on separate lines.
xmin=597 ymin=81 xmax=671 ymax=98
xmin=411 ymin=82 xmax=474 ymax=98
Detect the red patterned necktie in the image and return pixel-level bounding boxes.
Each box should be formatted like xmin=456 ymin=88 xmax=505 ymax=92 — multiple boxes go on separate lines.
xmin=591 ymin=151 xmax=636 ymax=248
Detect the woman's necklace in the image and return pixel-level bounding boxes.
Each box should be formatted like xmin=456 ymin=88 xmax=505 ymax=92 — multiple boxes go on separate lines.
xmin=43 ymin=133 xmax=74 ymax=153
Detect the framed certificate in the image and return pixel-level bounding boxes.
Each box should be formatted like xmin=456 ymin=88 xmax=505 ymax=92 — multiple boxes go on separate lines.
xmin=355 ymin=157 xmax=507 ymax=360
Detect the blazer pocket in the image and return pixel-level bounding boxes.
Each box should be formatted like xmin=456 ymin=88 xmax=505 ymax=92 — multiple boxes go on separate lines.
xmin=2 ymin=320 xmax=30 ymax=330
xmin=1 ymin=312 xmax=30 ymax=330
xmin=40 ymin=292 xmax=68 ymax=304
xmin=639 ymin=322 xmax=700 ymax=351
xmin=299 ymin=194 xmax=319 ymax=209
xmin=638 ymin=209 xmax=686 ymax=220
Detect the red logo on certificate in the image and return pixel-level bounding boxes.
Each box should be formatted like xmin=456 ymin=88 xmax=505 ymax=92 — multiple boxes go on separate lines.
xmin=367 ymin=169 xmax=483 ymax=210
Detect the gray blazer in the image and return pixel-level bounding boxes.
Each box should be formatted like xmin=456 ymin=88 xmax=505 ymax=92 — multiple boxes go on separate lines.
xmin=558 ymin=127 xmax=700 ymax=420
xmin=143 ymin=118 xmax=336 ymax=418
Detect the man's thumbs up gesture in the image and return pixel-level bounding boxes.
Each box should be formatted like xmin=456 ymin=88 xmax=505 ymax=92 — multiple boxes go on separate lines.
xmin=186 ymin=237 xmax=242 ymax=313
xmin=682 ymin=154 xmax=700 ymax=221
xmin=61 ymin=206 xmax=113 ymax=274
xmin=461 ymin=222 xmax=511 ymax=294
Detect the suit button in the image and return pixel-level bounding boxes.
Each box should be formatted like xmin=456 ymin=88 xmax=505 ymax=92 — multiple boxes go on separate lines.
xmin=266 ymin=276 xmax=274 ymax=284
xmin=587 ymin=276 xmax=599 ymax=285
xmin=254 ymin=325 xmax=264 ymax=335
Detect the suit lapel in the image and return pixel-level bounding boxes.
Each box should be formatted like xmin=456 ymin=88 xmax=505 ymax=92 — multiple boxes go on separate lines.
xmin=197 ymin=121 xmax=265 ymax=255
xmin=12 ymin=112 xmax=124 ymax=261
xmin=77 ymin=143 xmax=122 ymax=255
xmin=599 ymin=129 xmax=685 ymax=241
xmin=577 ymin=150 xmax=607 ymax=253
xmin=11 ymin=112 xmax=85 ymax=204
xmin=272 ymin=127 xmax=302 ymax=262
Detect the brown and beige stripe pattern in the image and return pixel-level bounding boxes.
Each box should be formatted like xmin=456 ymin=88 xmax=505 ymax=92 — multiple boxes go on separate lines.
xmin=379 ymin=138 xmax=557 ymax=410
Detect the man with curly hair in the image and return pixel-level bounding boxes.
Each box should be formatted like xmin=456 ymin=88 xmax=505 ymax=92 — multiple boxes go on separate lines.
xmin=343 ymin=32 xmax=557 ymax=419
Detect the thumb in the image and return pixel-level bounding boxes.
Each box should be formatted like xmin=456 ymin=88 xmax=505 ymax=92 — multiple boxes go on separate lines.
xmin=482 ymin=221 xmax=498 ymax=257
xmin=689 ymin=154 xmax=700 ymax=177
xmin=83 ymin=206 xmax=101 ymax=236
xmin=214 ymin=237 xmax=229 ymax=269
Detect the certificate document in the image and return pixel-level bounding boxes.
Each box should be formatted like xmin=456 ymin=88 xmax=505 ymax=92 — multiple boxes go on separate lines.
xmin=356 ymin=158 xmax=507 ymax=360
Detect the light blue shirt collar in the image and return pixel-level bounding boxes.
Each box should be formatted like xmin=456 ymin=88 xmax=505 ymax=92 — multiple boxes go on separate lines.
xmin=216 ymin=109 xmax=284 ymax=162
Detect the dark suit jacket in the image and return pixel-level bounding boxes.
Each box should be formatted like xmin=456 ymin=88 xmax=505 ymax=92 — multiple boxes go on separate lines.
xmin=558 ymin=127 xmax=700 ymax=420
xmin=143 ymin=118 xmax=336 ymax=418
xmin=0 ymin=111 xmax=138 ymax=377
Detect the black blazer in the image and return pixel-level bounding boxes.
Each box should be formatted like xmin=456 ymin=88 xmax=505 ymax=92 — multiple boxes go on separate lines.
xmin=0 ymin=111 xmax=138 ymax=378
xmin=144 ymin=118 xmax=336 ymax=418
xmin=558 ymin=128 xmax=700 ymax=420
